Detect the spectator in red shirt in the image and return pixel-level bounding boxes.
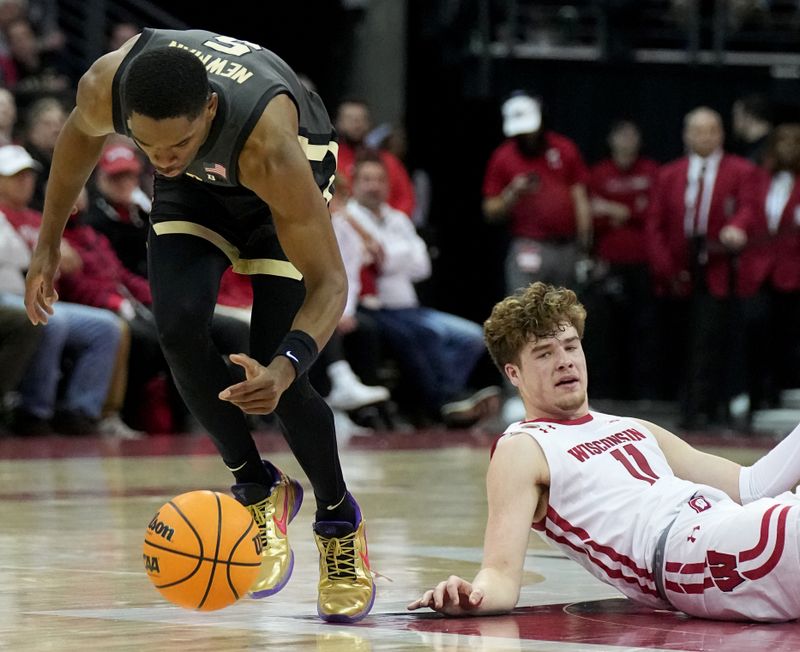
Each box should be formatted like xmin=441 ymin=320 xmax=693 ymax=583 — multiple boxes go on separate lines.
xmin=84 ymin=141 xmax=150 ymax=277
xmin=482 ymin=92 xmax=591 ymax=294
xmin=590 ymin=121 xmax=660 ymax=268
xmin=585 ymin=120 xmax=660 ymax=400
xmin=0 ymin=145 xmax=122 ymax=436
xmin=59 ymin=193 xmax=152 ymax=314
xmin=334 ymin=99 xmax=416 ymax=217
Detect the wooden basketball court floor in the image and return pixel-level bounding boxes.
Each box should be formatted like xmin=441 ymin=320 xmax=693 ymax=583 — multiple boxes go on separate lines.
xmin=1 ymin=428 xmax=798 ymax=651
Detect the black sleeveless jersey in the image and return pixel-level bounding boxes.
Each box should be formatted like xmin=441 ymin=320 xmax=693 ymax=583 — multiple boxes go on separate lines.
xmin=111 ymin=28 xmax=337 ymax=189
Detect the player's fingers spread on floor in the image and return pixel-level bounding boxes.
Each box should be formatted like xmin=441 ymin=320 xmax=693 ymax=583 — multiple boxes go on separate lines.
xmin=432 ymin=582 xmax=447 ymax=609
xmin=407 ymin=590 xmax=432 ymax=610
xmin=469 ymin=588 xmax=484 ymax=606
xmin=447 ymin=575 xmax=465 ymax=589
xmin=446 ymin=579 xmax=461 ymax=605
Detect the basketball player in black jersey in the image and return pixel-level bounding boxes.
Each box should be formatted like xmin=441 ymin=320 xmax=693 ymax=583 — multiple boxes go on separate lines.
xmin=23 ymin=28 xmax=374 ymax=622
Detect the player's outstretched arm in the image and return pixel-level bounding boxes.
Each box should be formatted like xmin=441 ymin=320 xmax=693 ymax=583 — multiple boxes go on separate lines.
xmin=643 ymin=417 xmax=800 ymax=504
xmin=25 ymin=48 xmax=124 ymax=324
xmin=408 ymin=434 xmax=545 ymax=616
xmin=739 ymin=420 xmax=800 ymax=504
xmin=640 ymin=419 xmax=743 ymax=501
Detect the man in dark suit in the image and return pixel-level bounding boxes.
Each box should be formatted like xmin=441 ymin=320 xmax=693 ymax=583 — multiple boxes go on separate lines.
xmin=647 ymin=106 xmax=760 ymax=430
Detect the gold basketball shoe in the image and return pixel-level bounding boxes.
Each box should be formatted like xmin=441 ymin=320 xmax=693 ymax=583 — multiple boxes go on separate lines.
xmin=313 ymin=493 xmax=376 ymax=622
xmin=231 ymin=463 xmax=303 ymax=598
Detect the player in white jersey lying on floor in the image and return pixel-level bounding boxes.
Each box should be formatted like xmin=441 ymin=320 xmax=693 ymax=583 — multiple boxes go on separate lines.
xmin=408 ymin=281 xmax=800 ymax=622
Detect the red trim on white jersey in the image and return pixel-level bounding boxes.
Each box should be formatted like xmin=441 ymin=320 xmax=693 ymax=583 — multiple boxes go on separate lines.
xmin=542 ymin=505 xmax=660 ymax=598
xmin=522 ymin=414 xmax=594 ymax=426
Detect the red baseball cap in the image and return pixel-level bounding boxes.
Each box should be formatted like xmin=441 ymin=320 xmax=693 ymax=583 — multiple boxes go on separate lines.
xmin=99 ymin=144 xmax=142 ymax=175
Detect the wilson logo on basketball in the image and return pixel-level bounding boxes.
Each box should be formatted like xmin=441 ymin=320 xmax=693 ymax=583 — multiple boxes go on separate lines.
xmin=142 ymin=490 xmax=263 ymax=611
xmin=148 ymin=513 xmax=175 ymax=541
xmin=143 ymin=553 xmax=161 ymax=573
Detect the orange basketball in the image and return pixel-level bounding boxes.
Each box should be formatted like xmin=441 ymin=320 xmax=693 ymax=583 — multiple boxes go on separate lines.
xmin=143 ymin=490 xmax=261 ymax=611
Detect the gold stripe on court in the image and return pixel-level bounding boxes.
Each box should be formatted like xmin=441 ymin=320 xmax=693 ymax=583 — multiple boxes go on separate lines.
xmin=152 ymin=221 xmax=302 ymax=279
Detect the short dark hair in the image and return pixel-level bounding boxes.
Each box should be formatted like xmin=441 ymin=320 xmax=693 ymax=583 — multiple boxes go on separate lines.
xmin=335 ymin=97 xmax=370 ymax=121
xmin=122 ymin=47 xmax=211 ymax=121
xmin=607 ymin=118 xmax=639 ymax=136
xmin=337 ymin=97 xmax=370 ymax=111
xmin=352 ymin=149 xmax=385 ymax=178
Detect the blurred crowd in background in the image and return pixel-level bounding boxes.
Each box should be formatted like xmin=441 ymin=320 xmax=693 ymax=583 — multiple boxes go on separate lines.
xmin=1 ymin=0 xmax=799 ymax=441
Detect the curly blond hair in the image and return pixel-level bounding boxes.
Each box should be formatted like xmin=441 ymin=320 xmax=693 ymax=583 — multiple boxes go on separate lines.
xmin=484 ymin=282 xmax=587 ymax=370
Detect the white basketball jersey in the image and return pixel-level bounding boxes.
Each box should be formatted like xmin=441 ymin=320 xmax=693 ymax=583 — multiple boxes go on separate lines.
xmin=500 ymin=410 xmax=719 ymax=608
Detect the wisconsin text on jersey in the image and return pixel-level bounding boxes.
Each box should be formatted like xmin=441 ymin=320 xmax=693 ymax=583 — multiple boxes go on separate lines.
xmin=168 ymin=39 xmax=255 ymax=84
xmin=566 ymin=427 xmax=647 ymax=462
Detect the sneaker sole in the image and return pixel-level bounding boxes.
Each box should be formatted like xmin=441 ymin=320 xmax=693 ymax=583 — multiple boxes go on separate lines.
xmin=251 ymin=550 xmax=295 ymax=598
xmin=250 ymin=479 xmax=304 ymax=599
xmin=442 ymin=388 xmax=504 ymax=427
xmin=317 ymin=581 xmax=376 ymax=623
xmin=441 ymin=386 xmax=502 ymax=416
xmin=329 ymin=390 xmax=390 ymax=411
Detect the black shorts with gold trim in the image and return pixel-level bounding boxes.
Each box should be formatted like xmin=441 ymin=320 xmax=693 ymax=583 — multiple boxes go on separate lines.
xmin=150 ymin=173 xmax=302 ymax=280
